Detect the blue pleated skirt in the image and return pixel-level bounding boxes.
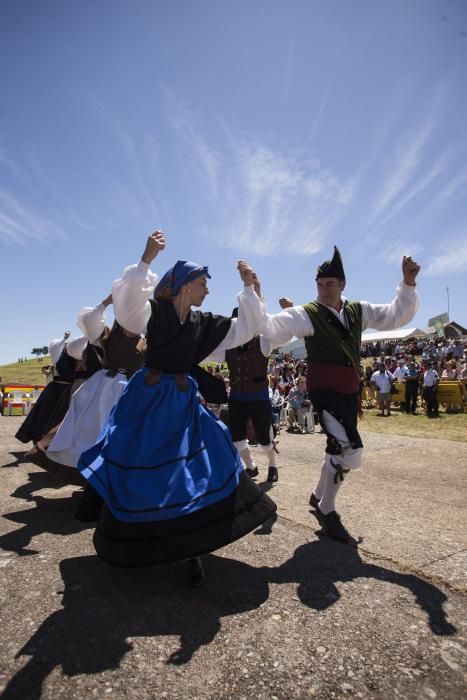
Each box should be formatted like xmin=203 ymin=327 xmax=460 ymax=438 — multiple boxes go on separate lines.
xmin=78 ymin=368 xmax=244 ymax=524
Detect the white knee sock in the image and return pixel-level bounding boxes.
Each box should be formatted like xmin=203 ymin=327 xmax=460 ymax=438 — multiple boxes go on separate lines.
xmin=233 ymin=440 xmax=256 ymax=470
xmin=313 ymin=462 xmax=327 ymax=500
xmin=261 ymin=444 xmax=277 ymax=467
xmin=318 ymin=467 xmax=343 ymax=515
xmin=238 ymin=447 xmax=255 ymax=470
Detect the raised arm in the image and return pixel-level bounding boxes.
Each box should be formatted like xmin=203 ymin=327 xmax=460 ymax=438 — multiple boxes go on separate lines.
xmin=207 ymin=261 xmax=260 ymax=363
xmin=111 ymin=231 xmax=165 ymax=334
xmin=76 ymin=294 xmax=112 ymax=344
xmin=361 ymin=255 xmax=421 ymax=331
xmin=48 ymin=330 xmax=71 ymax=364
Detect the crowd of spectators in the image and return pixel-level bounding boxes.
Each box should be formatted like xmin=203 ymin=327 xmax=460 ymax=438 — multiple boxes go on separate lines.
xmin=202 ymin=335 xmax=467 ymax=424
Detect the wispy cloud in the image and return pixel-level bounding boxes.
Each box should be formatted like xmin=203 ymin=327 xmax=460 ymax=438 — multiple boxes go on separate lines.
xmin=87 ymin=95 xmax=161 ymax=220
xmin=425 ymin=235 xmax=467 ymax=276
xmin=435 ymin=166 xmax=467 ymax=203
xmin=163 ymin=92 xmax=356 ymax=257
xmin=213 ymin=141 xmax=357 ymax=256
xmin=304 ymin=94 xmax=328 ymax=149
xmin=380 ymin=240 xmax=424 ymax=266
xmin=358 ymin=80 xmax=467 ymax=255
xmin=371 ymin=116 xmax=437 ymax=222
xmin=0 ymin=191 xmax=67 ymax=245
xmin=163 ymin=86 xmax=220 ymax=197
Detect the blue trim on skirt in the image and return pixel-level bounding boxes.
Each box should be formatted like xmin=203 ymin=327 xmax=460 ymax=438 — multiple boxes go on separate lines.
xmin=78 ymin=368 xmax=244 ymax=523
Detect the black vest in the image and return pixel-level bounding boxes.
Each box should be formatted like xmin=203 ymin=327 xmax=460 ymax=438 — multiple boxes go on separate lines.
xmin=101 ymin=322 xmax=144 ymax=378
xmin=225 ymin=337 xmax=268 ymax=393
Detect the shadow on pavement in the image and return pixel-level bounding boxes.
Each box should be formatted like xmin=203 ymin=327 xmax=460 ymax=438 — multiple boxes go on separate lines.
xmin=2 ymin=553 xmax=270 ymax=699
xmin=1 ymin=451 xmax=29 ymax=469
xmin=263 ymin=538 xmax=457 ymax=636
xmin=11 ymin=470 xmax=69 ymax=501
xmin=0 ymin=472 xmax=91 ymax=556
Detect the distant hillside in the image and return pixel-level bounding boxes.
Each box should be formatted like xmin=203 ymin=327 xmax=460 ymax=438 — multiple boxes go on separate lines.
xmin=0 ymin=357 xmax=51 ymax=386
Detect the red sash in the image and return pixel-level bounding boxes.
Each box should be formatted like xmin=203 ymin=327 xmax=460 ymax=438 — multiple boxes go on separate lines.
xmin=306 ymin=361 xmax=360 ymax=394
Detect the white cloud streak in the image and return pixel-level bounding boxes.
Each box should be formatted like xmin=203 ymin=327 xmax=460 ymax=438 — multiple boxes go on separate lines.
xmin=380 ymin=240 xmax=424 ymax=266
xmin=0 ymin=191 xmax=67 ymax=245
xmin=164 ymin=92 xmax=357 ymax=257
xmin=217 ymin=142 xmax=357 ymax=256
xmin=371 ymin=116 xmax=437 ymax=221
xmin=425 ymin=235 xmax=467 ymax=276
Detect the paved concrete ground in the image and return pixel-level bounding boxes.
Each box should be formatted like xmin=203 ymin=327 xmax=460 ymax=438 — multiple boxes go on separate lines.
xmin=0 ymin=416 xmax=465 ymax=699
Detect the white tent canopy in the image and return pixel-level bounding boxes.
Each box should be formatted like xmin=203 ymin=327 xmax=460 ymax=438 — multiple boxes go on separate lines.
xmin=276 ymin=338 xmax=307 ymax=359
xmin=276 ymin=327 xmax=428 ymax=358
xmin=361 ymin=327 xmax=427 ymax=343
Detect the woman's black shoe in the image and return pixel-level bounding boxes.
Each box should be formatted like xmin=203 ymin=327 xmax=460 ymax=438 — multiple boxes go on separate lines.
xmin=267 ymin=466 xmax=278 ymax=483
xmin=187 ymin=557 xmax=205 ymax=587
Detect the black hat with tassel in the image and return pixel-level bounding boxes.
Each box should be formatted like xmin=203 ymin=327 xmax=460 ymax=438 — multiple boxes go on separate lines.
xmin=316 ymin=246 xmax=346 ymax=281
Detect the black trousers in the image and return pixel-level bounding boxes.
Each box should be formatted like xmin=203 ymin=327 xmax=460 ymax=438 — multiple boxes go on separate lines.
xmin=228 ymin=399 xmax=273 ymax=446
xmin=405 ymin=382 xmax=419 ymax=413
xmin=423 ymin=386 xmax=439 ymax=415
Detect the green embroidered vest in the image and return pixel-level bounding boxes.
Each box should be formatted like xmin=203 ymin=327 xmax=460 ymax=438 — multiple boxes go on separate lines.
xmin=303 ymin=300 xmax=363 ymax=369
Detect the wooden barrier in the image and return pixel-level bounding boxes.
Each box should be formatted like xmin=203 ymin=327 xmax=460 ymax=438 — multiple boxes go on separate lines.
xmin=436 ymin=382 xmax=464 ymax=407
xmin=390 ymin=382 xmax=406 ymax=403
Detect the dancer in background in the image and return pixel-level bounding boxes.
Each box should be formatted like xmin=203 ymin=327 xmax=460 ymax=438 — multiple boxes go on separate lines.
xmin=15 ymin=330 xmax=75 ymax=445
xmin=34 ymin=295 xmax=146 ymax=486
xmin=209 ymin=273 xmax=279 ymax=484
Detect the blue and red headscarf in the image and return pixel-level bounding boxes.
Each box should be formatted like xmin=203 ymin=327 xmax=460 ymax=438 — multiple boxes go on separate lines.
xmin=154 ymin=260 xmax=211 ymax=301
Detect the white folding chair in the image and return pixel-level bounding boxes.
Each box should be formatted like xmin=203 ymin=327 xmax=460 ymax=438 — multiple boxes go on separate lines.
xmin=26 ymin=388 xmax=42 ymax=414
xmin=7 ymin=391 xmax=28 ymax=416
xmin=305 ymin=403 xmax=315 ymax=433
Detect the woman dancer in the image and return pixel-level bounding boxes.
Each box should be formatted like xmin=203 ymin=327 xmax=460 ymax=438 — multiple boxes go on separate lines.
xmin=36 ymin=296 xmax=145 ymax=485
xmin=76 ymin=231 xmax=276 ymax=586
xmin=15 ymin=332 xmax=84 ymax=446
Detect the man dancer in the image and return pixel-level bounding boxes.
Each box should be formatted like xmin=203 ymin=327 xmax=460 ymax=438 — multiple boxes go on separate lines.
xmin=209 ymin=276 xmax=279 ymax=483
xmin=258 ymin=246 xmax=420 ymax=542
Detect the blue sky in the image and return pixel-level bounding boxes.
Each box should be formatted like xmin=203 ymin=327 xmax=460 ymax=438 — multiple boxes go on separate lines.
xmin=1 ymin=0 xmax=466 ymax=365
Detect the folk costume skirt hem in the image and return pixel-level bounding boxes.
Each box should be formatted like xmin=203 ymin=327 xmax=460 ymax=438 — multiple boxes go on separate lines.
xmin=46 ymin=369 xmax=128 ymax=468
xmin=26 ymin=447 xmax=86 ymax=487
xmin=15 ymin=382 xmax=72 ymax=444
xmin=87 ymin=471 xmax=276 ymax=566
xmin=75 ymin=368 xmax=276 ymax=565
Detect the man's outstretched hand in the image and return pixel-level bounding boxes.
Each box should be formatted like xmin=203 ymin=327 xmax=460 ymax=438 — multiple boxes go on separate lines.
xmin=402 ymin=256 xmax=421 ymax=286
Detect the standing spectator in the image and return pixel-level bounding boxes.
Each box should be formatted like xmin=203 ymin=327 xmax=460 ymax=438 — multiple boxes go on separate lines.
xmin=371 ymin=363 xmax=395 ymax=416
xmin=405 ymin=361 xmax=420 ymax=414
xmin=422 ymin=361 xmax=440 ymax=417
xmin=452 ymin=340 xmax=463 ymax=360
xmin=393 ymin=358 xmax=409 ymax=411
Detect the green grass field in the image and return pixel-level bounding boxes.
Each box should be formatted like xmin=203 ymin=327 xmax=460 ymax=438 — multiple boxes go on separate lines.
xmin=2 ymin=358 xmax=465 ymax=441
xmin=0 ymin=358 xmax=51 ymax=386
xmin=360 ymin=406 xmax=467 ymax=442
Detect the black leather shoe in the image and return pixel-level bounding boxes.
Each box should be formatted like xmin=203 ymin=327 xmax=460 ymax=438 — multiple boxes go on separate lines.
xmin=314 ymin=507 xmax=351 ymax=543
xmin=308 ymin=492 xmax=320 ymax=508
xmin=187 ymin=557 xmax=205 ymax=587
xmin=245 ymin=466 xmax=259 ymax=478
xmin=267 ymin=466 xmax=278 ymax=483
